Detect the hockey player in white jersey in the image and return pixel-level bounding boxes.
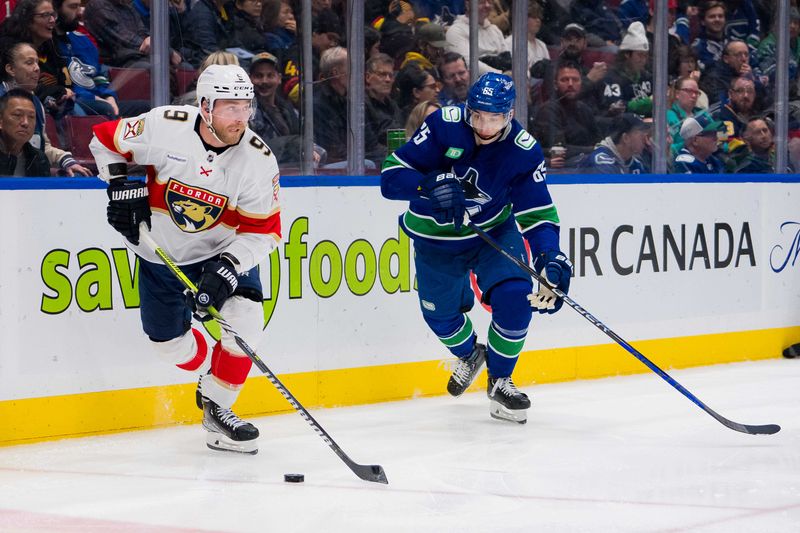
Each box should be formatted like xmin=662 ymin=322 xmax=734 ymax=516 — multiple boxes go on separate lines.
xmin=89 ymin=65 xmax=281 ymax=454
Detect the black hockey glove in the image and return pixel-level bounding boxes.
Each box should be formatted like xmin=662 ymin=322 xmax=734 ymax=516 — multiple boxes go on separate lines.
xmin=528 ymin=251 xmax=573 ymax=314
xmin=188 ymin=258 xmax=239 ymax=321
xmin=419 ymin=172 xmax=466 ymax=231
xmin=107 ymin=177 xmax=151 ymax=245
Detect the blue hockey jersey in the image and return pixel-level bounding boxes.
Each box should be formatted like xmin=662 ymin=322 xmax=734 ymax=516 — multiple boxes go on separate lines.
xmin=380 ymin=104 xmax=560 ymax=256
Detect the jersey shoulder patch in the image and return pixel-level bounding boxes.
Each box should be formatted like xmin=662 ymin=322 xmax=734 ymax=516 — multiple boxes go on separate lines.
xmin=440 ymin=106 xmax=462 ymax=123
xmin=514 ymin=129 xmax=537 ymax=150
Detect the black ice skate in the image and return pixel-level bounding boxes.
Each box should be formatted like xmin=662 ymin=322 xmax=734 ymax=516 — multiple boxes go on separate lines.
xmin=487 ymin=376 xmax=531 ymax=424
xmin=202 ymin=398 xmax=260 ymax=454
xmin=447 ymin=342 xmax=486 ymax=396
xmin=783 ymin=343 xmax=800 ymax=359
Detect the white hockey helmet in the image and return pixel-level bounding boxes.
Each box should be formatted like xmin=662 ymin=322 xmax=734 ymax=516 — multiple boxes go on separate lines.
xmin=196 ymin=64 xmax=254 ymax=113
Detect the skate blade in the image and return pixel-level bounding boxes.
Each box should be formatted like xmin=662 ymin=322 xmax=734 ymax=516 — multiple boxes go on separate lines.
xmin=489 ymin=400 xmax=527 ymax=424
xmin=205 ymin=432 xmax=258 ymax=455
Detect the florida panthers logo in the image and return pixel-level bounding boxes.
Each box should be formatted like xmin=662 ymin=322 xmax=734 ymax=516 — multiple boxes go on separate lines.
xmin=455 ymin=167 xmax=491 ymax=216
xmin=166 ymin=178 xmax=228 ymax=232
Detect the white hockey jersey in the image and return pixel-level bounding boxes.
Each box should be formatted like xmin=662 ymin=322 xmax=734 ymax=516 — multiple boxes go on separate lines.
xmin=89 ymin=105 xmax=281 ymax=272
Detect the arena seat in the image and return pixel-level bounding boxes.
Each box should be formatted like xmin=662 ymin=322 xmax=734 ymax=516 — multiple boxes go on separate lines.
xmin=64 ymin=115 xmax=107 ymax=166
xmin=176 ymin=67 xmax=198 ymax=96
xmin=44 ymin=113 xmax=62 ymax=149
xmin=109 ymin=67 xmax=151 ymax=101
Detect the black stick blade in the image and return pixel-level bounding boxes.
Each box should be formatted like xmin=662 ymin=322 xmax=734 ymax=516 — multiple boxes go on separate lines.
xmin=710 ymin=409 xmax=781 ymax=435
xmin=352 ymin=464 xmax=388 ymax=484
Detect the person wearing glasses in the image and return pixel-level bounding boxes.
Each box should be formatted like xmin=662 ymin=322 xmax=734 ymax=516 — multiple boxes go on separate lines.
xmin=0 ymin=0 xmax=79 ymax=117
xmin=89 ymin=65 xmax=282 ymax=455
xmin=667 ymin=76 xmax=705 ymax=157
xmin=393 ymin=62 xmax=440 ymax=122
xmin=700 ymin=40 xmax=768 ymax=107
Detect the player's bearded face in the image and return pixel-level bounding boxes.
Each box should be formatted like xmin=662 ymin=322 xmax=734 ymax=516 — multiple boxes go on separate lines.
xmin=209 ymin=100 xmax=252 ymax=143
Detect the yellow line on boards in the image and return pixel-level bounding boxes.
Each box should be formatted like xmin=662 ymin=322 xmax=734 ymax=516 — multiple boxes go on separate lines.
xmin=1 ymin=326 xmax=796 ymax=446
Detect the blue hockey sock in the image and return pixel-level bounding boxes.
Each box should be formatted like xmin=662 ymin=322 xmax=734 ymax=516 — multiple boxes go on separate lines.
xmin=485 ymin=280 xmax=532 ymax=377
xmin=424 ymin=314 xmax=475 ymax=358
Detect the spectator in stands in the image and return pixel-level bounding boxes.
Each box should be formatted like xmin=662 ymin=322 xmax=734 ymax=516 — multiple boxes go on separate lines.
xmin=400 ymin=22 xmax=448 ymax=70
xmin=0 ymin=42 xmax=90 ymax=175
xmin=673 ymin=113 xmax=725 ymax=173
xmin=172 ymin=50 xmax=239 ymax=105
xmin=700 ymin=39 xmax=767 ymax=107
xmin=578 ymin=112 xmax=648 ymax=174
xmin=691 ymin=0 xmax=727 ymax=72
xmin=310 ymin=8 xmax=342 ymax=78
xmin=530 ymin=60 xmax=601 ymax=169
xmin=178 ymin=0 xmax=237 ymax=67
xmin=54 ymin=0 xmax=121 ymax=117
xmin=365 ymin=53 xmax=403 ymax=161
xmin=569 ymin=0 xmax=622 ymax=46
xmin=313 ymin=46 xmax=348 ymax=163
xmin=83 ymin=0 xmax=182 ymax=68
xmin=0 ymin=0 xmax=79 ymax=117
xmin=445 ymin=0 xmax=508 ymax=74
xmin=365 ymin=25 xmax=381 ymax=59
xmin=757 ymin=7 xmax=799 ymax=100
xmin=600 ymin=22 xmax=653 ymax=118
xmin=262 ymin=0 xmax=296 ymax=52
xmin=669 ymin=45 xmax=709 ymax=108
xmin=393 ymin=62 xmax=440 ymax=119
xmin=735 ymin=116 xmax=774 ymax=173
xmin=716 ymin=76 xmax=759 ymax=139
xmin=437 ymin=51 xmax=469 ymax=105
xmin=231 ymin=0 xmax=266 ymax=54
xmin=504 ymin=0 xmax=549 ymax=73
xmin=0 ymin=89 xmax=50 ymax=176
xmin=404 ymin=99 xmax=440 ymax=139
xmin=529 ymin=23 xmax=608 ymax=107
xmin=248 ymin=51 xmax=322 ymax=166
xmin=667 ymin=76 xmax=704 ymax=156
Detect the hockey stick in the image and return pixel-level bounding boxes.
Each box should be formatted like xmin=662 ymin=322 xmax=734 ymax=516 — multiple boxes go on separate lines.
xmin=138 ymin=227 xmax=389 ymax=483
xmin=467 ymin=221 xmax=780 ymax=436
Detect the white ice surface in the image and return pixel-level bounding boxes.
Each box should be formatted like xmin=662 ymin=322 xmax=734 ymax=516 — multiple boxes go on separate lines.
xmin=0 ymin=359 xmax=798 ymax=533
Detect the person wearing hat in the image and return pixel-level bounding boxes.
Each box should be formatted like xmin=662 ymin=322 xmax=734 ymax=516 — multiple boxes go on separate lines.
xmin=673 ymin=112 xmax=725 ymax=173
xmin=248 ymin=51 xmax=322 ymax=166
xmin=445 ymin=0 xmax=509 ymax=75
xmin=600 ymin=21 xmax=653 ymax=118
xmin=529 ymin=23 xmax=607 ymax=107
xmin=757 ymin=7 xmax=800 ymax=100
xmin=578 ymin=113 xmax=648 ymax=174
xmin=401 ymin=22 xmax=448 ymax=70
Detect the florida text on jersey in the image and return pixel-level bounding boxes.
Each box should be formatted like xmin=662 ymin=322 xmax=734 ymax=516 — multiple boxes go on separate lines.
xmin=90 ymin=105 xmax=281 ymax=272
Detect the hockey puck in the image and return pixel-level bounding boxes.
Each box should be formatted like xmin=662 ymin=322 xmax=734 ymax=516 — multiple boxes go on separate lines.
xmin=284 ymin=473 xmax=304 ymax=483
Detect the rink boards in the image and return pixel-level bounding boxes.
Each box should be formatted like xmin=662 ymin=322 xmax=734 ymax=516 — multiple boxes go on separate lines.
xmin=1 ymin=175 xmax=798 ymax=445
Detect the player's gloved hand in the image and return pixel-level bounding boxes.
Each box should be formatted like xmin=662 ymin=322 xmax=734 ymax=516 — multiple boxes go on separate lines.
xmin=188 ymin=258 xmax=239 ymax=321
xmin=106 ymin=178 xmax=151 ymax=245
xmin=419 ymin=172 xmax=466 ymax=231
xmin=528 ymin=251 xmax=572 ymax=314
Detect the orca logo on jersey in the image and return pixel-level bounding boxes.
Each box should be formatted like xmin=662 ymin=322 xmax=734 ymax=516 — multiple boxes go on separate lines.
xmin=456 ymin=167 xmax=491 ymax=216
xmin=166 ymin=178 xmax=228 ymax=232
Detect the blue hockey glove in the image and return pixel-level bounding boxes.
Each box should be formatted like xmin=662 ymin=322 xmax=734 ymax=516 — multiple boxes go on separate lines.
xmin=528 ymin=251 xmax=573 ymax=314
xmin=187 ymin=257 xmax=239 ymax=321
xmin=419 ymin=172 xmax=466 ymax=231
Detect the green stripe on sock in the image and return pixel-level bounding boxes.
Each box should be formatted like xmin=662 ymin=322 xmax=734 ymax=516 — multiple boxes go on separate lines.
xmin=487 ymin=324 xmax=525 ymax=359
xmin=440 ymin=316 xmax=474 ymax=348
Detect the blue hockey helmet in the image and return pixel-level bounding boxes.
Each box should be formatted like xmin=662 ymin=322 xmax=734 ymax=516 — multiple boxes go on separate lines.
xmin=465 ymin=73 xmax=515 ymax=131
xmin=467 ymin=73 xmax=515 ymax=113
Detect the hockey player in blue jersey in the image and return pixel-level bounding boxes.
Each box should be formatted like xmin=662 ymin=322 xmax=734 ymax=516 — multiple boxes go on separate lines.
xmin=380 ymin=73 xmax=572 ymax=424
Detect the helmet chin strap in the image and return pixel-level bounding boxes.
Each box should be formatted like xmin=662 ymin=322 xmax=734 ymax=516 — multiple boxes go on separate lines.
xmin=202 ymin=102 xmax=227 ymax=145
